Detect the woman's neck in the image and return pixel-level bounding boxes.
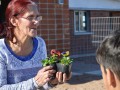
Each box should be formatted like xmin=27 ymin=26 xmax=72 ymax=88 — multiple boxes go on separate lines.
xmin=6 ymin=37 xmax=33 ymax=56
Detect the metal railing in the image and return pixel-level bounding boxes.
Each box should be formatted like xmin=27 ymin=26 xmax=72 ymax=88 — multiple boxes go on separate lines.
xmin=91 ymin=17 xmax=120 ymax=47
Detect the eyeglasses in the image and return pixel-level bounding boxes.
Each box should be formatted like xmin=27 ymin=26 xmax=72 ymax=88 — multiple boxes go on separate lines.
xmin=21 ymin=15 xmax=42 ymax=21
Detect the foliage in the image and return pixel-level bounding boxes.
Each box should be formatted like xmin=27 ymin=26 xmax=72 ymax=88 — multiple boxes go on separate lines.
xmin=41 ymin=49 xmax=73 ymax=66
xmin=60 ymin=51 xmax=73 ymax=65
xmin=41 ymin=49 xmax=60 ymax=66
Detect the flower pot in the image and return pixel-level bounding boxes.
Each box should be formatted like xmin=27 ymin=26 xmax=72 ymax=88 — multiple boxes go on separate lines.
xmin=56 ymin=63 xmax=72 ymax=77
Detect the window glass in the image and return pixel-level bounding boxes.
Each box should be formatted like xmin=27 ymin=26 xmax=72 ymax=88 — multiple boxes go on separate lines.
xmin=75 ymin=12 xmax=79 ymax=32
xmin=74 ymin=11 xmax=88 ymax=33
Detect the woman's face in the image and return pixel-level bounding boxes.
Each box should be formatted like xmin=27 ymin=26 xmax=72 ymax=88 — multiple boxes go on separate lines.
xmin=15 ymin=4 xmax=41 ymax=38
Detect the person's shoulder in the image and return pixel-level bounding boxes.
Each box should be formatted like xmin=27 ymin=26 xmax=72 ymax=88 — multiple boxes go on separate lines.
xmin=0 ymin=38 xmax=7 ymax=58
xmin=35 ymin=36 xmax=45 ymax=43
xmin=35 ymin=36 xmax=46 ymax=47
xmin=0 ymin=38 xmax=5 ymax=47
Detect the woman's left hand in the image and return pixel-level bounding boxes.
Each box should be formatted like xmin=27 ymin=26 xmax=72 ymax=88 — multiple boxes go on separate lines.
xmin=49 ymin=72 xmax=72 ymax=85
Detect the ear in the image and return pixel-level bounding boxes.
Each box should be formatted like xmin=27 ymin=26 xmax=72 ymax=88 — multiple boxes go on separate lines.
xmin=106 ymin=69 xmax=116 ymax=87
xmin=9 ymin=17 xmax=18 ymax=27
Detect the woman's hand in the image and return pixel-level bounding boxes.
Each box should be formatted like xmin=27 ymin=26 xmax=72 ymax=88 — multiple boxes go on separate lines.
xmin=34 ymin=66 xmax=56 ymax=87
xmin=49 ymin=72 xmax=72 ymax=85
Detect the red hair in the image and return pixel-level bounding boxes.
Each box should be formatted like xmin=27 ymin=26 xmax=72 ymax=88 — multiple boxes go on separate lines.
xmin=0 ymin=0 xmax=36 ymax=41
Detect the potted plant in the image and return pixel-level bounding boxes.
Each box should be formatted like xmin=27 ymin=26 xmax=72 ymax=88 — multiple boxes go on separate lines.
xmin=41 ymin=49 xmax=73 ymax=78
xmin=56 ymin=51 xmax=73 ymax=77
xmin=41 ymin=49 xmax=60 ymax=79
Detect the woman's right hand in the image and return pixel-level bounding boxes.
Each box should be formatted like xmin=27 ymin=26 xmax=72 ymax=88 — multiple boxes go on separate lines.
xmin=34 ymin=66 xmax=56 ymax=87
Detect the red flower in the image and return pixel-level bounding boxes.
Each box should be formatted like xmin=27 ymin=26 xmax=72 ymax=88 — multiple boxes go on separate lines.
xmin=50 ymin=49 xmax=61 ymax=56
xmin=56 ymin=50 xmax=61 ymax=56
xmin=50 ymin=49 xmax=57 ymax=55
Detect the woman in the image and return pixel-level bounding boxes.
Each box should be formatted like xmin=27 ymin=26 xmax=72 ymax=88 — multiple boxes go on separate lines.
xmin=0 ymin=0 xmax=71 ymax=89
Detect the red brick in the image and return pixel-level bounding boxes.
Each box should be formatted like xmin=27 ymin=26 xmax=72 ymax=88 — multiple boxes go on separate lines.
xmin=56 ymin=24 xmax=63 ymax=29
xmin=56 ymin=20 xmax=62 ymax=24
xmin=41 ymin=30 xmax=49 ymax=34
xmin=56 ymin=30 xmax=63 ymax=34
xmin=57 ymin=39 xmax=63 ymax=44
xmin=48 ymin=15 xmax=56 ymax=20
xmin=42 ymin=35 xmax=49 ymax=40
xmin=57 ymin=45 xmax=63 ymax=50
xmin=41 ymin=19 xmax=48 ymax=23
xmin=49 ymin=35 xmax=56 ymax=39
xmin=63 ymin=24 xmax=70 ymax=28
xmin=48 ymin=25 xmax=55 ymax=29
xmin=64 ymin=0 xmax=68 ymax=5
xmin=41 ymin=25 xmax=48 ymax=29
xmin=63 ymin=43 xmax=70 ymax=49
xmin=40 ymin=9 xmax=48 ymax=14
xmin=49 ymin=40 xmax=56 ymax=45
xmin=48 ymin=30 xmax=55 ymax=34
xmin=39 ymin=4 xmax=47 ymax=8
xmin=40 ymin=0 xmax=47 ymax=3
xmin=47 ymin=0 xmax=55 ymax=3
xmin=63 ymin=5 xmax=69 ymax=9
xmin=56 ymin=34 xmax=63 ymax=39
xmin=48 ymin=9 xmax=55 ymax=14
xmin=64 ymin=39 xmax=70 ymax=43
xmin=48 ymin=20 xmax=55 ymax=24
xmin=48 ymin=4 xmax=55 ymax=8
xmin=49 ymin=45 xmax=57 ymax=49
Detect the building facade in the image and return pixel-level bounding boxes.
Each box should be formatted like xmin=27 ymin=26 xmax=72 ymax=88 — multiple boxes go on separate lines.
xmin=1 ymin=0 xmax=120 ymax=60
xmin=69 ymin=0 xmax=120 ymax=61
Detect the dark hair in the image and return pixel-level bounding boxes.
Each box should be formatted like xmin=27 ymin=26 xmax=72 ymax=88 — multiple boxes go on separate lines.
xmin=96 ymin=29 xmax=120 ymax=80
xmin=0 ymin=0 xmax=36 ymax=41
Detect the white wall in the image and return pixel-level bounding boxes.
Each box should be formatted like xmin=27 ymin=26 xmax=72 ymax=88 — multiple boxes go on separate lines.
xmin=69 ymin=0 xmax=120 ymax=10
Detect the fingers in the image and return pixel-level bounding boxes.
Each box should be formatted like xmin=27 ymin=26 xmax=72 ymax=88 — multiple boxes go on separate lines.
xmin=36 ymin=76 xmax=50 ymax=86
xmin=42 ymin=66 xmax=53 ymax=72
xmin=55 ymin=72 xmax=72 ymax=83
xmin=35 ymin=66 xmax=56 ymax=86
xmin=46 ymin=69 xmax=56 ymax=75
xmin=63 ymin=73 xmax=66 ymax=83
xmin=44 ymin=70 xmax=56 ymax=79
xmin=58 ymin=72 xmax=63 ymax=82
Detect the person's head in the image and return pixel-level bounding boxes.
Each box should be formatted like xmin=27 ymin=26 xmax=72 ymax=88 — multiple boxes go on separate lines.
xmin=96 ymin=30 xmax=120 ymax=90
xmin=0 ymin=0 xmax=42 ymax=41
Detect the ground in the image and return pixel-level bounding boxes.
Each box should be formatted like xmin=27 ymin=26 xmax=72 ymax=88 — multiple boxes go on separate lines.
xmin=51 ymin=74 xmax=105 ymax=90
xmin=50 ymin=59 xmax=105 ymax=90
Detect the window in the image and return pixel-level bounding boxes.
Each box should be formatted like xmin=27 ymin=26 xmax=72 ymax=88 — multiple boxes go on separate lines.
xmin=74 ymin=11 xmax=90 ymax=34
xmin=58 ymin=0 xmax=64 ymax=4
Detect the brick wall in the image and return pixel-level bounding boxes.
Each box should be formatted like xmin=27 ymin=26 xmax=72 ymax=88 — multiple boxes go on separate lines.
xmin=36 ymin=0 xmax=70 ymax=53
xmin=69 ymin=10 xmax=96 ymax=56
xmin=90 ymin=10 xmax=110 ymax=17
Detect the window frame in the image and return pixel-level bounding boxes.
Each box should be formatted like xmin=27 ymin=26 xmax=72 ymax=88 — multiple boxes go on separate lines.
xmin=74 ymin=10 xmax=91 ymax=35
xmin=58 ymin=0 xmax=64 ymax=4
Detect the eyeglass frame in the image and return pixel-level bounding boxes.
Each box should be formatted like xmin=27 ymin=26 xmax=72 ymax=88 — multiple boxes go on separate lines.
xmin=20 ymin=15 xmax=42 ymax=22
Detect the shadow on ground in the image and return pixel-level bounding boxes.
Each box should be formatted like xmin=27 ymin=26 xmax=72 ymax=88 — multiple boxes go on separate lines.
xmin=67 ymin=74 xmax=102 ymax=85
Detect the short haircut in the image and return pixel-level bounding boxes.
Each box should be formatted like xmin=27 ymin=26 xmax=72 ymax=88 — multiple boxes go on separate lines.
xmin=96 ymin=29 xmax=120 ymax=80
